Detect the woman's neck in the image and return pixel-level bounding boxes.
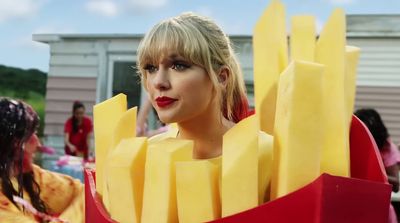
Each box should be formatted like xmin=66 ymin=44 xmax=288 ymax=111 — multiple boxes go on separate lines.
xmin=177 ymin=107 xmax=234 ymax=159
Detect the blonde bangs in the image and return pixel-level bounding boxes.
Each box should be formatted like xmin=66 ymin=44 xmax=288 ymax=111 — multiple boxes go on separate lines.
xmin=138 ymin=18 xmax=210 ymax=80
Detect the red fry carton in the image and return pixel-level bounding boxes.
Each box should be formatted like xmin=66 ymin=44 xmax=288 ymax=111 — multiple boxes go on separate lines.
xmin=85 ymin=116 xmax=391 ymax=223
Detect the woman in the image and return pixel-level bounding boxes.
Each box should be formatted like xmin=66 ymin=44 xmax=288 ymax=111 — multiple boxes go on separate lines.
xmin=0 ymin=98 xmax=84 ymax=222
xmin=137 ymin=12 xmax=250 ymax=159
xmin=355 ymin=108 xmax=400 ymax=223
xmin=64 ymin=101 xmax=93 ymax=160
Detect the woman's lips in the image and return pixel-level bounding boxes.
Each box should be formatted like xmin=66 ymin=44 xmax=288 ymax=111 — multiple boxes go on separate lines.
xmin=155 ymin=96 xmax=177 ymax=108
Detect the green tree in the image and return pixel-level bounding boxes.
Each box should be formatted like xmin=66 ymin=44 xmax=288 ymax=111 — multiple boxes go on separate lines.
xmin=0 ymin=65 xmax=47 ymax=136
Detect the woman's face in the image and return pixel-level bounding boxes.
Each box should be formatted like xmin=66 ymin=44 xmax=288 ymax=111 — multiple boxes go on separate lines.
xmin=145 ymin=53 xmax=215 ymax=124
xmin=22 ymin=133 xmax=41 ymax=172
xmin=73 ymin=107 xmax=85 ymax=121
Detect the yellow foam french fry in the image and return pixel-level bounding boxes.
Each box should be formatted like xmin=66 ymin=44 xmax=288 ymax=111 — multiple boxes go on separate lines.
xmin=253 ymin=0 xmax=288 ymax=134
xmin=103 ymin=106 xmax=138 ymax=210
xmin=344 ymin=46 xmax=360 ymax=125
xmin=271 ymin=60 xmax=324 ymax=199
xmin=258 ymin=132 xmax=273 ymax=203
xmin=111 ymin=106 xmax=137 ymax=147
xmin=343 ymin=46 xmax=361 ymax=171
xmin=176 ymin=160 xmax=220 ymax=223
xmin=93 ymin=93 xmax=127 ymax=197
xmin=141 ymin=139 xmax=193 ymax=223
xmin=108 ymin=137 xmax=147 ymax=223
xmin=290 ymin=15 xmax=316 ymax=62
xmin=222 ymin=115 xmax=258 ymax=217
xmin=315 ymin=9 xmax=349 ymax=177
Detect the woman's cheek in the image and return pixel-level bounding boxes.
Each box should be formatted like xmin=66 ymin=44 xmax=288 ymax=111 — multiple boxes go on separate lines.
xmin=146 ymin=78 xmax=153 ymax=92
xmin=27 ymin=135 xmax=37 ymax=146
xmin=22 ymin=151 xmax=33 ymax=172
xmin=22 ymin=135 xmax=38 ymax=172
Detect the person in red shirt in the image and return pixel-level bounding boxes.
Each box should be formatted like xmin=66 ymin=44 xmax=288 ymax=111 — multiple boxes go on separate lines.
xmin=64 ymin=101 xmax=93 ymax=160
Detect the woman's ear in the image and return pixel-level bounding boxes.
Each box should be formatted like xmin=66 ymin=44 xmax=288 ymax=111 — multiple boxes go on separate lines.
xmin=218 ymin=66 xmax=230 ymax=88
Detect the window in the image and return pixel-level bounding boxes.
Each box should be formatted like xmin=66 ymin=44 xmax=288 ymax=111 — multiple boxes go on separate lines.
xmin=112 ymin=61 xmax=141 ymax=108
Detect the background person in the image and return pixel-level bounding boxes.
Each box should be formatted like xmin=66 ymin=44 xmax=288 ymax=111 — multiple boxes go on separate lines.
xmin=355 ymin=108 xmax=400 ymax=223
xmin=64 ymin=101 xmax=93 ymax=161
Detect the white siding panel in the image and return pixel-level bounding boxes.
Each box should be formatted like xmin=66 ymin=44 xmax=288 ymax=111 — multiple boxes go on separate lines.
xmin=356 ymin=94 xmax=396 ymax=101
xmin=357 ymin=100 xmax=400 ymax=109
xmin=44 ymin=124 xmax=65 ymax=136
xmin=360 ymin=53 xmax=400 ymax=60
xmin=46 ymin=89 xmax=96 ymax=101
xmin=355 ymin=46 xmax=400 ymax=53
xmin=359 ymin=60 xmax=400 ymax=66
xmin=358 ymin=67 xmax=400 ymax=75
xmin=108 ymin=40 xmax=141 ymax=52
xmin=348 ymin=38 xmax=400 ymax=87
xmin=46 ymin=100 xmax=95 ymax=113
xmin=45 ymin=112 xmax=71 ymax=124
xmin=51 ymin=41 xmax=97 ymax=54
xmin=50 ymin=54 xmax=98 ymax=66
xmin=46 ymin=112 xmax=93 ymax=124
xmin=47 ymin=76 xmax=97 ymax=90
xmin=348 ymin=38 xmax=400 ymax=47
xmin=49 ymin=65 xmax=98 ymax=77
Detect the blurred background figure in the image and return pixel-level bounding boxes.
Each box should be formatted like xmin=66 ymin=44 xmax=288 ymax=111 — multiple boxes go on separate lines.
xmin=64 ymin=101 xmax=93 ymax=161
xmin=0 ymin=97 xmax=84 ymax=223
xmin=355 ymin=108 xmax=400 ymax=223
xmin=136 ymin=97 xmax=169 ymax=137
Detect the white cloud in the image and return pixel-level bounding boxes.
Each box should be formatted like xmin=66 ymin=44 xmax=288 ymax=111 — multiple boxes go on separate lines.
xmin=194 ymin=7 xmax=213 ymax=18
xmin=0 ymin=0 xmax=46 ymax=23
xmin=85 ymin=0 xmax=119 ymax=17
xmin=14 ymin=35 xmax=48 ymax=51
xmin=191 ymin=8 xmax=249 ymax=35
xmin=13 ymin=25 xmax=76 ymax=51
xmin=32 ymin=25 xmax=76 ymax=34
xmin=326 ymin=0 xmax=356 ymax=5
xmin=219 ymin=20 xmax=249 ymax=35
xmin=84 ymin=0 xmax=169 ymax=16
xmin=127 ymin=0 xmax=168 ymax=11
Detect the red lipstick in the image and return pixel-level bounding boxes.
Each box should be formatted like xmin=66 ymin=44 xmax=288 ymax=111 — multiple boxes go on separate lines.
xmin=155 ymin=96 xmax=177 ymax=108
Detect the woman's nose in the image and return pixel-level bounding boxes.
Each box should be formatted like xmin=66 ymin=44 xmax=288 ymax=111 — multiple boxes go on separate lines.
xmin=33 ymin=134 xmax=42 ymax=150
xmin=36 ymin=136 xmax=42 ymax=148
xmin=152 ymin=68 xmax=171 ymax=91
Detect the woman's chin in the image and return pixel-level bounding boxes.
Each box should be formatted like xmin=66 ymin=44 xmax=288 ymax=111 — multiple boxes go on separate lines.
xmin=159 ymin=118 xmax=173 ymax=124
xmin=158 ymin=114 xmax=176 ymax=124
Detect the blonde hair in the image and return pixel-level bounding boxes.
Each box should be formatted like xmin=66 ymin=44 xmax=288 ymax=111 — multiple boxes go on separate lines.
xmin=137 ymin=12 xmax=248 ymax=122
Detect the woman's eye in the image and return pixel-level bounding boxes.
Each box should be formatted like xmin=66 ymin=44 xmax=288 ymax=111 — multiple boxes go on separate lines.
xmin=171 ymin=61 xmax=190 ymax=71
xmin=144 ymin=64 xmax=158 ymax=74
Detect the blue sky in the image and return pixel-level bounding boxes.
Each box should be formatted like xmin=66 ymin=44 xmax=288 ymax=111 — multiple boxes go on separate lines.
xmin=1 ymin=0 xmax=399 ymax=72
